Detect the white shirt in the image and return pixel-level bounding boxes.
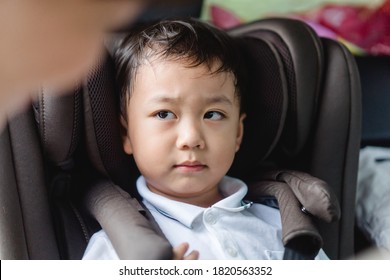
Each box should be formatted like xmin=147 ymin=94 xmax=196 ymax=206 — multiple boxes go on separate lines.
xmin=83 ymin=176 xmax=328 ymax=260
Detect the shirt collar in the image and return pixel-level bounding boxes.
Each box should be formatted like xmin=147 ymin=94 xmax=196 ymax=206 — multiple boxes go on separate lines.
xmin=213 ymin=176 xmax=251 ymax=211
xmin=136 ymin=176 xmax=250 ymax=228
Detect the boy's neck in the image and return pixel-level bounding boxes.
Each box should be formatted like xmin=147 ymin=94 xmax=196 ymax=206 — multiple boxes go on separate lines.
xmin=147 ymin=184 xmax=224 ymax=208
xmin=186 ymin=190 xmax=224 ymax=208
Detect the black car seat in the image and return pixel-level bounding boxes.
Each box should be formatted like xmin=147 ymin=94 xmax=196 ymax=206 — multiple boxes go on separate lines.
xmin=0 ymin=17 xmax=361 ymax=260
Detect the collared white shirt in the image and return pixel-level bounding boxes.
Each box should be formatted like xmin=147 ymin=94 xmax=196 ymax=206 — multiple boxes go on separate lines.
xmin=83 ymin=176 xmax=328 ymax=260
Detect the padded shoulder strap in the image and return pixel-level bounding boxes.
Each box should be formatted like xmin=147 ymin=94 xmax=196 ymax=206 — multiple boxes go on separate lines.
xmin=247 ymin=180 xmax=322 ymax=259
xmin=84 ymin=177 xmax=172 ymax=259
xmin=247 ymin=170 xmax=340 ymax=259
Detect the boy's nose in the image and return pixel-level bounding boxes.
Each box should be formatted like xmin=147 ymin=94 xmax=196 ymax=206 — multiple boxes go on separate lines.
xmin=176 ymin=121 xmax=205 ymax=150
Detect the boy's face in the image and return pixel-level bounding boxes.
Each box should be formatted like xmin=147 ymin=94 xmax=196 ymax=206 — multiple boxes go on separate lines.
xmin=122 ymin=58 xmax=245 ymax=207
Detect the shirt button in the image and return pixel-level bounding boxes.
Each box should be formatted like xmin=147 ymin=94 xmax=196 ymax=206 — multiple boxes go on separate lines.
xmin=226 ymin=247 xmax=238 ymax=257
xmin=204 ymin=212 xmax=217 ymax=225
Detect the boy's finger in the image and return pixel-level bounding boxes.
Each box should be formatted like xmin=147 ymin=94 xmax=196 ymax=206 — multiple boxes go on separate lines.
xmin=183 ymin=250 xmax=199 ymax=260
xmin=173 ymin=242 xmax=189 ymax=260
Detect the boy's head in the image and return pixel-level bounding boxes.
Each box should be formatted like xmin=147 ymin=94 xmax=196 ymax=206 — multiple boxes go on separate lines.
xmin=115 ymin=18 xmax=246 ymax=207
xmin=115 ymin=17 xmax=245 ymax=122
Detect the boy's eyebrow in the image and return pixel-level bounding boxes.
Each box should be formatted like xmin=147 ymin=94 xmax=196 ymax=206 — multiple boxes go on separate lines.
xmin=205 ymin=96 xmax=234 ymax=106
xmin=149 ymin=95 xmax=234 ymax=106
xmin=148 ymin=96 xmax=177 ymax=104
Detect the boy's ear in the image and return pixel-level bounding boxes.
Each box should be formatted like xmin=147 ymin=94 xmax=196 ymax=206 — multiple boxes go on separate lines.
xmin=120 ymin=115 xmax=133 ymax=155
xmin=235 ymin=113 xmax=246 ymax=152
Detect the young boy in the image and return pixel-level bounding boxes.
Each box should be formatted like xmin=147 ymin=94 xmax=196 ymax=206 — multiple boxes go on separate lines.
xmin=83 ymin=18 xmax=328 ymax=260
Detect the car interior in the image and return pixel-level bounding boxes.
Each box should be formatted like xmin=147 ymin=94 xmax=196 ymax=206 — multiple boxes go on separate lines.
xmin=0 ymin=0 xmax=388 ymax=260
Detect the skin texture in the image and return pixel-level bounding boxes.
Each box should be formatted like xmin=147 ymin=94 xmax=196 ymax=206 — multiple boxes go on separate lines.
xmin=0 ymin=0 xmax=144 ymax=129
xmin=121 ymin=58 xmax=245 ymax=259
xmin=173 ymin=242 xmax=199 ymax=260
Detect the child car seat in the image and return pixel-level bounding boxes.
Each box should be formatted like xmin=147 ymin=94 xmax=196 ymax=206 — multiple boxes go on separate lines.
xmin=0 ymin=17 xmax=361 ymax=260
xmin=227 ymin=18 xmax=361 ymax=259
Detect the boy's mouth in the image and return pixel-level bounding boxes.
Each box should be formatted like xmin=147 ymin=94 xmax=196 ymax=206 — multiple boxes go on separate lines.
xmin=173 ymin=161 xmax=207 ymax=172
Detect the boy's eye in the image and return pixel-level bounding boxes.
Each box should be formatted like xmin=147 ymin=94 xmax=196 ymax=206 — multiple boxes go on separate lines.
xmin=155 ymin=111 xmax=175 ymax=120
xmin=204 ymin=111 xmax=225 ymax=120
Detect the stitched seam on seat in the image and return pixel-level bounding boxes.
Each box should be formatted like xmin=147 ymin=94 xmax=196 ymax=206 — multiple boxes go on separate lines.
xmin=66 ymin=86 xmax=81 ymax=161
xmin=69 ymin=201 xmax=90 ymax=244
xmin=40 ymin=87 xmax=47 ymax=153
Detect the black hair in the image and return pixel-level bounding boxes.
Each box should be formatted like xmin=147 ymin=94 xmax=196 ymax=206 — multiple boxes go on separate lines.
xmin=114 ymin=17 xmax=245 ymax=121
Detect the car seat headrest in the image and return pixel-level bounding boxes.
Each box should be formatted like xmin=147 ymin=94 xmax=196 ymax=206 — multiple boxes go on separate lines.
xmin=229 ymin=18 xmax=323 ymax=172
xmin=81 ymin=18 xmax=325 ymax=185
xmin=33 ymin=87 xmax=82 ymax=169
xmin=82 ymin=52 xmax=138 ymax=189
xmin=228 ymin=36 xmax=288 ymax=177
xmin=34 ymin=51 xmax=138 ymax=189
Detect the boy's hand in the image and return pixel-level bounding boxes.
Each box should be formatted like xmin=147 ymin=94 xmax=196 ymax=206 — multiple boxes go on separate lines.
xmin=173 ymin=243 xmax=199 ymax=260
